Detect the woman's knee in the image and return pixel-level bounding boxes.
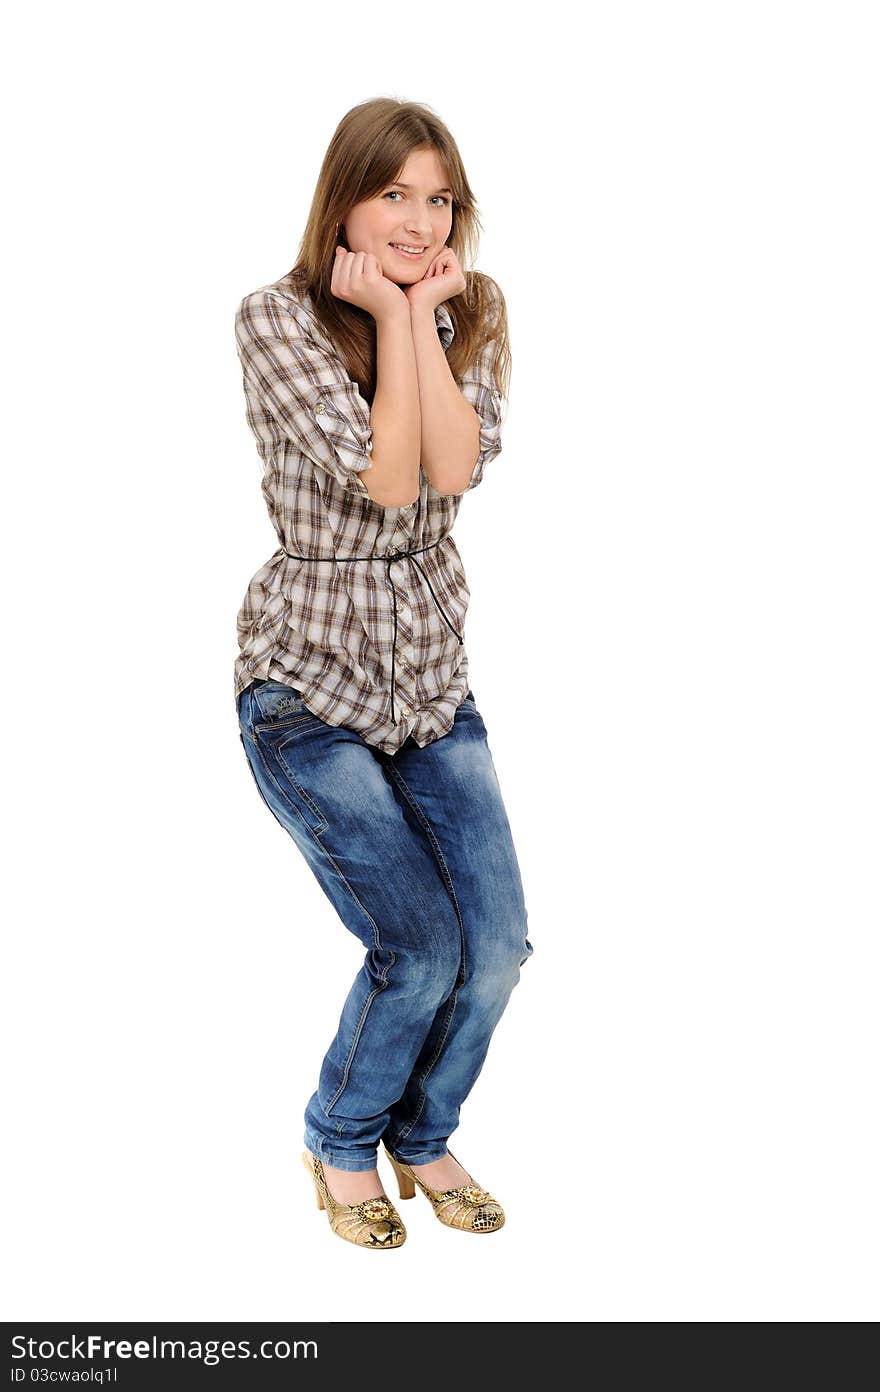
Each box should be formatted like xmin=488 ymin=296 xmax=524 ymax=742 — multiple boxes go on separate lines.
xmin=467 ymin=922 xmax=534 ymax=998
xmin=367 ymin=937 xmax=461 ymax=1004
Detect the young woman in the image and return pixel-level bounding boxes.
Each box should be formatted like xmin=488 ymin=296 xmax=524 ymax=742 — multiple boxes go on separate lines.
xmin=233 ymin=97 xmax=533 ymax=1250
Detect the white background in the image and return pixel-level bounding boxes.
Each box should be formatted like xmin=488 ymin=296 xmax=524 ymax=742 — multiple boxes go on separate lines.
xmin=3 ymin=0 xmax=878 ymax=1322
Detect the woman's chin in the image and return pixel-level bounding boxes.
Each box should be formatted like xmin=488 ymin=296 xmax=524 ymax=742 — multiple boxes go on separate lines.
xmin=385 ymin=264 xmax=418 ymax=283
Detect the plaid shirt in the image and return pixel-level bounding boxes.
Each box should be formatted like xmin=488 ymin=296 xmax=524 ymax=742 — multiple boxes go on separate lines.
xmin=233 ymin=270 xmax=505 ymax=754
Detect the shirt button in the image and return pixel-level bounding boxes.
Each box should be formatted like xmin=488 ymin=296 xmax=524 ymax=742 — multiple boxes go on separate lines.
xmin=314 ymin=401 xmax=326 ymax=415
xmin=246 ymin=659 xmax=255 ymax=672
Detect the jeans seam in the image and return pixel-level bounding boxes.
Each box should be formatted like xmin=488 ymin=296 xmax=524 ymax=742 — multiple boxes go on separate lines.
xmin=389 ymin=989 xmax=460 ymax=1149
xmin=382 ymin=764 xmax=463 ymax=925
xmin=306 ymin=833 xmax=396 ymax=1115
xmin=380 ymin=761 xmax=467 ymax=1148
xmin=324 ymin=981 xmax=387 ymax=1116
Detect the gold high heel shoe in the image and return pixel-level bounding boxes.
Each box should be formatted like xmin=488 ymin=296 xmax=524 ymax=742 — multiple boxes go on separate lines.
xmin=301 ymin=1151 xmax=406 ymax=1249
xmin=383 ymin=1144 xmax=505 ymax=1233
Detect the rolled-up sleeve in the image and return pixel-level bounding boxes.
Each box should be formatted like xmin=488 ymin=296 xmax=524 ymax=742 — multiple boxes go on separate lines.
xmin=457 ymin=277 xmax=507 ymax=493
xmin=235 ymin=289 xmax=374 ymax=500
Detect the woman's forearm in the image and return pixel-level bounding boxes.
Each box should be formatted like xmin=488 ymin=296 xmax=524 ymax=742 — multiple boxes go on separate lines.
xmin=364 ymin=305 xmax=422 ymax=508
xmin=410 ymin=301 xmax=481 ymax=496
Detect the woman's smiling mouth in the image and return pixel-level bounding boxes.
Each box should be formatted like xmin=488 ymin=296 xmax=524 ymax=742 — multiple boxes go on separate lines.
xmin=390 ymin=243 xmax=428 ymax=259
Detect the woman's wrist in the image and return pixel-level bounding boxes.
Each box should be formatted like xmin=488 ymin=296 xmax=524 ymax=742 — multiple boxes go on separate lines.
xmin=408 ymin=298 xmax=443 ymax=325
xmin=373 ymin=298 xmax=414 ymax=330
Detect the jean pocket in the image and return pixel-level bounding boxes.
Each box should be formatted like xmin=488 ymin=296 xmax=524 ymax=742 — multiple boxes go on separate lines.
xmin=252 ymin=679 xmax=308 ymax=726
xmin=239 ymin=721 xmax=329 ymax=837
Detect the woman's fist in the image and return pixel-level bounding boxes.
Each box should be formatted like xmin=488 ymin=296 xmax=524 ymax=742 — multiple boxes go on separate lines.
xmin=330 ymin=247 xmax=408 ymax=320
xmin=404 ymin=245 xmax=467 ymax=310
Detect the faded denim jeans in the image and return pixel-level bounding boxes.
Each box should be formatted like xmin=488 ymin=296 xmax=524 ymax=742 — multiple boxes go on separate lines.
xmin=236 ymin=678 xmax=534 ymax=1172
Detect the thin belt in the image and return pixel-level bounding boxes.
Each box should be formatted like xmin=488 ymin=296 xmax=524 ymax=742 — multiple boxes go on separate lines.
xmin=282 ymin=537 xmax=463 ymax=727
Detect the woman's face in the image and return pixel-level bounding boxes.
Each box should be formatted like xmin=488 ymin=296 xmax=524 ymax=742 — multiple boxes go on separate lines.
xmin=342 ymin=146 xmax=454 ymax=288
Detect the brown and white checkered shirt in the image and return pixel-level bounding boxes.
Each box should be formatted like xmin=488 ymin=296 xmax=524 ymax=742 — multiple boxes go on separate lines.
xmin=233 ymin=270 xmax=506 ymax=754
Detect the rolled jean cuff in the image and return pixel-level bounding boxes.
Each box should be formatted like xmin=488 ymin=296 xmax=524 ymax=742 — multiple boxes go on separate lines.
xmin=304 ymin=1133 xmax=378 ymax=1172
xmin=387 ymin=1145 xmax=449 ymax=1165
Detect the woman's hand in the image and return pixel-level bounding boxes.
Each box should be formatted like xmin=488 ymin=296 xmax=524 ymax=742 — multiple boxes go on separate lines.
xmin=331 ymin=247 xmax=409 ymax=321
xmin=404 ymin=246 xmax=467 ymax=311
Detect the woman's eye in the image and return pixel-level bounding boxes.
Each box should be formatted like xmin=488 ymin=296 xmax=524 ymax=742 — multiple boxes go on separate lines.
xmin=383 ymin=191 xmax=449 ymax=206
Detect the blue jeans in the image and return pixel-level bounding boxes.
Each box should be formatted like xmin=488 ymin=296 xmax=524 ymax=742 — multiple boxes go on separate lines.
xmin=236 ymin=678 xmax=534 ymax=1171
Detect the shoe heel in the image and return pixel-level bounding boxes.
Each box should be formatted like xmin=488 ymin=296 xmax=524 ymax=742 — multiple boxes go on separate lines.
xmin=386 ymin=1150 xmax=417 ymax=1200
xmin=301 ymin=1151 xmax=325 ymax=1209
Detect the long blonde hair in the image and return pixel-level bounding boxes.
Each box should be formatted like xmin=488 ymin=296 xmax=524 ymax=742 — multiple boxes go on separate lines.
xmin=282 ymin=97 xmax=510 ymax=407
